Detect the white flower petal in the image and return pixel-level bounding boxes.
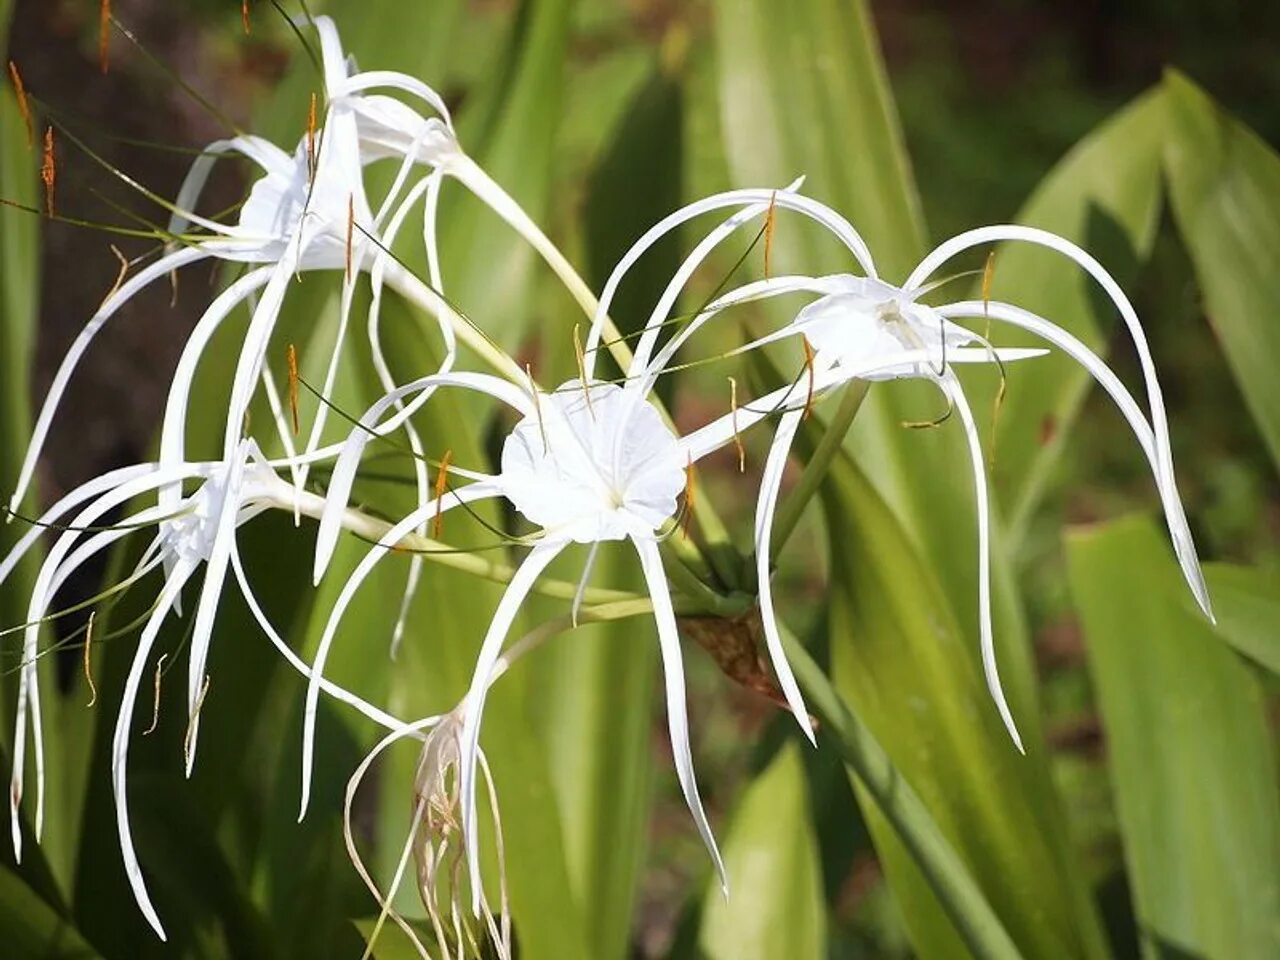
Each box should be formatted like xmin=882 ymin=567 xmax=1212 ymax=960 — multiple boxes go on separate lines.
xmin=633 ymin=537 xmax=727 ymax=891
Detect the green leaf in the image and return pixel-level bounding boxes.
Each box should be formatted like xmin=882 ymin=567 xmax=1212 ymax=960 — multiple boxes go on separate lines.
xmin=1198 ymin=563 xmax=1280 ymax=676
xmin=986 ymin=91 xmax=1166 ymax=546
xmin=1066 ymin=515 xmax=1280 ymax=959
xmin=697 ymin=744 xmax=825 ymax=960
xmin=0 ymin=865 xmax=102 ymax=960
xmin=1163 ymin=70 xmax=1280 ymax=476
xmin=822 ymin=452 xmax=1108 ymax=960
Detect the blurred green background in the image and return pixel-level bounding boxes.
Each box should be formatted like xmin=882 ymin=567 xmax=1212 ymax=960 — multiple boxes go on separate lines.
xmin=1 ymin=1 xmax=1277 ymax=958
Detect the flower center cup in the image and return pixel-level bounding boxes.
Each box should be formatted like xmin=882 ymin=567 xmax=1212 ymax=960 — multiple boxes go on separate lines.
xmin=796 ymin=276 xmax=970 ymax=380
xmin=500 ymin=382 xmax=686 ymax=544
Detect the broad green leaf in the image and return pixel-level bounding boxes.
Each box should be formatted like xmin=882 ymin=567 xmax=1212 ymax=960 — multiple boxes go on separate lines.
xmin=986 ymin=91 xmax=1166 ymax=546
xmin=822 ymin=451 xmax=1108 ymax=960
xmin=1198 ymin=563 xmax=1280 ymax=676
xmin=698 ymin=744 xmax=825 ymax=960
xmin=0 ymin=865 xmax=102 ymax=960
xmin=1163 ymin=70 xmax=1280 ymax=476
xmin=1066 ymin=516 xmax=1280 ymax=959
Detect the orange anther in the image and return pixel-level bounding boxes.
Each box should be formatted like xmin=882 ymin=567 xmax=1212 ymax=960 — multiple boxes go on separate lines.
xmin=432 ymin=450 xmax=454 ymax=539
xmin=40 ymin=127 xmax=55 ymax=217
xmin=286 ymin=344 xmax=300 ymax=435
xmin=7 ymin=61 xmax=32 ymax=148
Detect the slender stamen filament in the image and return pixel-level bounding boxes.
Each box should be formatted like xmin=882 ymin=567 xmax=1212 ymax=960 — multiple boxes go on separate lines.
xmin=528 ymin=364 xmax=547 ymax=454
xmin=573 ymin=324 xmax=595 ymax=419
xmin=345 ymin=193 xmax=354 ymax=282
xmin=7 ymin=61 xmax=32 ymax=148
xmin=763 ymin=191 xmax=778 ymax=279
xmin=682 ymin=454 xmax=696 ymax=540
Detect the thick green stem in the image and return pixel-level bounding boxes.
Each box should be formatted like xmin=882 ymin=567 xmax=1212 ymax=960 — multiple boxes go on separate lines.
xmin=784 ymin=630 xmax=1022 ymax=960
xmin=770 ymin=379 xmax=870 ymax=562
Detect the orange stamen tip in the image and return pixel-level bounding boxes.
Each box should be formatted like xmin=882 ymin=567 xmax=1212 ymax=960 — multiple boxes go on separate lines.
xmin=763 ymin=191 xmax=778 ymax=279
xmin=286 ymin=344 xmax=300 ymax=436
xmin=682 ymin=454 xmax=696 ymax=540
xmin=801 ymin=337 xmax=816 ymax=421
xmin=242 ymin=0 xmax=251 ymax=35
xmin=40 ymin=127 xmax=55 ymax=218
xmin=728 ymin=376 xmax=745 ymax=473
xmin=99 ymin=0 xmax=111 ymax=74
xmin=7 ymin=61 xmax=33 ymax=149
xmin=432 ymin=450 xmax=454 ymax=539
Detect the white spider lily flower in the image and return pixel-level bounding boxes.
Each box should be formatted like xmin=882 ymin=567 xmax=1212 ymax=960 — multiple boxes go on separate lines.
xmin=603 ymin=196 xmax=1212 ymax=752
xmin=0 ymin=440 xmax=410 ymax=940
xmin=6 ymin=15 xmax=462 ymax=527
xmin=302 ymin=333 xmax=1040 ymax=913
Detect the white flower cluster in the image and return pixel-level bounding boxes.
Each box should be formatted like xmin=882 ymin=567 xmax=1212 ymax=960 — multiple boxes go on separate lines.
xmin=0 ymin=16 xmax=1211 ymax=951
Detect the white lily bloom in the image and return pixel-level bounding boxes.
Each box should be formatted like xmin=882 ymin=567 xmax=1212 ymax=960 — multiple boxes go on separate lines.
xmin=592 ymin=190 xmax=1212 ymax=752
xmin=0 ymin=439 xmax=426 ymax=940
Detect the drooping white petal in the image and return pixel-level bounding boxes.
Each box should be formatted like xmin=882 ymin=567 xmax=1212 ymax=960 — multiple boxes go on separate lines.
xmin=457 ymin=541 xmax=564 ymax=912
xmin=941 ymin=374 xmax=1024 ymax=753
xmin=300 ymin=482 xmax=502 ymax=819
xmin=167 ymin=136 xmax=293 ymax=242
xmin=632 ymin=536 xmax=727 ymax=890
xmin=907 ymin=225 xmax=1204 ymax=621
xmin=9 ymin=245 xmax=209 ymax=514
xmin=751 ymin=408 xmax=816 ymax=743
xmin=939 ymin=299 xmax=1211 ymax=618
xmin=112 ymin=557 xmax=199 ymax=941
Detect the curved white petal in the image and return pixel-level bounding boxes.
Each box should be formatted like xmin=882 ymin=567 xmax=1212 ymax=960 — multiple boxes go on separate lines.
xmin=329 ymin=70 xmax=454 ymax=130
xmin=942 ymin=374 xmax=1024 ymax=752
xmin=167 ymin=136 xmax=292 ymax=242
xmin=457 ymin=541 xmax=564 ymax=912
xmin=10 ymin=246 xmax=209 ymax=513
xmin=300 ymin=482 xmax=502 ymax=819
xmin=113 ymin=558 xmax=199 ymax=941
xmin=633 ymin=536 xmax=727 ymax=890
xmin=158 ymin=267 xmax=274 ymax=515
xmin=751 ymin=408 xmax=815 ymax=743
xmin=939 ymin=299 xmax=1211 ymax=618
xmin=583 ymin=183 xmax=877 ymax=377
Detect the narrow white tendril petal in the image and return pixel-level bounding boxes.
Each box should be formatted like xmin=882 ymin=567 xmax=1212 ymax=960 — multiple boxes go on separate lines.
xmin=313 ymin=372 xmax=528 ymax=582
xmin=942 ymin=374 xmax=1024 ymax=753
xmin=223 ymin=254 xmax=297 ymax=457
xmin=231 ymin=548 xmax=419 ymax=734
xmin=938 ymin=299 xmax=1211 ymax=619
xmin=633 ymin=536 xmax=727 ymax=891
xmin=113 ymin=558 xmax=199 ymax=942
xmin=342 ymin=717 xmax=441 ymax=959
xmin=907 ymin=225 xmax=1211 ymax=621
xmin=571 ymin=540 xmax=601 ymax=628
xmin=258 ymin=365 xmax=301 ymax=523
xmin=157 ymin=267 xmax=274 ymax=517
xmin=184 ymin=448 xmax=251 ymax=776
xmin=309 ymin=14 xmax=350 ymax=94
xmin=300 ymin=483 xmax=501 ymax=820
xmin=10 ymin=245 xmax=208 ymax=513
xmin=752 ymin=408 xmax=816 ymax=743
xmin=329 ymin=70 xmax=454 ymax=130
xmin=458 ymin=541 xmax=564 ymax=913
xmin=583 ymin=180 xmax=879 ymax=378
